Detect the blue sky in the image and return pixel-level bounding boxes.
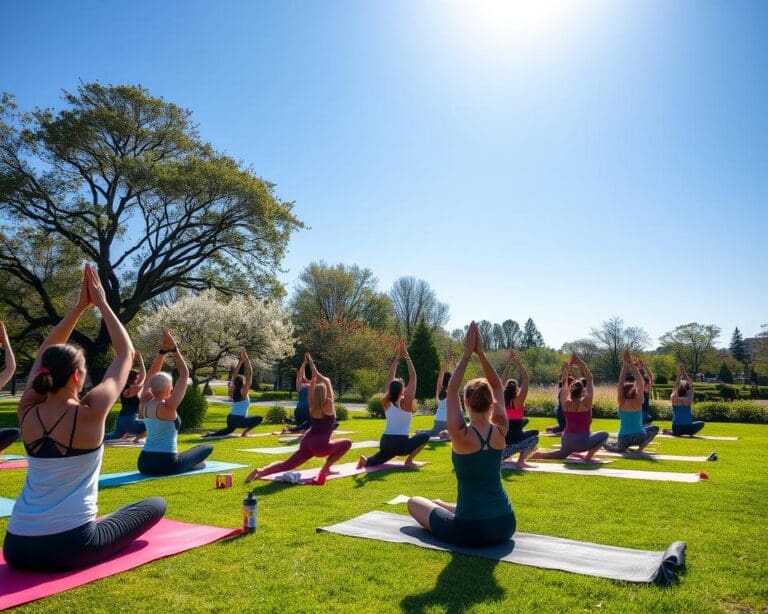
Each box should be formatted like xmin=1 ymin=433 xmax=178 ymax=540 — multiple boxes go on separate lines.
xmin=2 ymin=0 xmax=766 ymax=348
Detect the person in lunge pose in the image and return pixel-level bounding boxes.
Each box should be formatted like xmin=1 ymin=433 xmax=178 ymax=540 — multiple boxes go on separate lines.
xmin=204 ymin=349 xmax=263 ymax=438
xmin=532 ymin=353 xmax=608 ymax=462
xmin=104 ymin=351 xmax=146 ymax=443
xmin=137 ymin=329 xmax=212 ymax=475
xmin=637 ymin=358 xmax=654 ymax=425
xmin=245 ymin=354 xmax=351 ymax=484
xmin=500 ymin=349 xmax=538 ymax=467
xmin=357 ymin=341 xmax=429 ymax=469
xmin=407 ymin=322 xmax=516 ymax=547
xmin=0 ymin=321 xmax=20 ymax=453
xmin=415 ymin=355 xmax=453 ymax=439
xmin=3 ymin=265 xmax=165 ymax=572
xmin=666 ymin=364 xmax=704 ymax=436
xmin=603 ymin=350 xmax=659 ymax=453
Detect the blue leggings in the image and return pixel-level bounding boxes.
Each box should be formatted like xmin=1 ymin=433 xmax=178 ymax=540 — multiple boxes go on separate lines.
xmin=137 ymin=445 xmax=213 ymax=475
xmin=604 ymin=426 xmax=659 ymax=452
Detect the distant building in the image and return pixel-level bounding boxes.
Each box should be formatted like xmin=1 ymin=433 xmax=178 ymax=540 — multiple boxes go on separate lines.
xmin=744 ymin=337 xmax=766 ymax=359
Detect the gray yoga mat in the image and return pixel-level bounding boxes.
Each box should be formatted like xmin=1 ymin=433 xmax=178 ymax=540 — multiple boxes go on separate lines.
xmin=318 ymin=511 xmax=686 ymax=585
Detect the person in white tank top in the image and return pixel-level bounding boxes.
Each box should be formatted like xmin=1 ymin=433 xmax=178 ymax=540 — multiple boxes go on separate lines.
xmin=358 ymin=341 xmax=429 ymax=468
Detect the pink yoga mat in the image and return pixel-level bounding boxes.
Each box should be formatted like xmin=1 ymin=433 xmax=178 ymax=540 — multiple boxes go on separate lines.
xmin=261 ymin=460 xmax=427 ymax=485
xmin=0 ymin=460 xmax=27 ymax=470
xmin=0 ymin=518 xmax=238 ymax=610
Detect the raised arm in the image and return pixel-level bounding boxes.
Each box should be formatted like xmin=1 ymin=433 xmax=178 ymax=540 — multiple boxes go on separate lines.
xmin=401 ymin=349 xmax=417 ymax=411
xmin=141 ymin=329 xmax=175 ymax=403
xmin=501 ymin=349 xmax=513 ymax=383
xmin=241 ymin=349 xmax=253 ymax=397
xmin=296 ymin=353 xmax=308 ymax=391
xmin=475 ymin=329 xmax=507 ymax=435
xmin=81 ymin=266 xmax=135 ymax=417
xmin=309 ymin=358 xmax=335 ymax=414
xmin=383 ymin=343 xmax=402 ymax=393
xmin=164 ymin=345 xmax=189 ymax=415
xmin=134 ymin=351 xmax=146 ymax=389
xmin=0 ymin=322 xmax=16 ymax=390
xmin=618 ymin=349 xmax=631 ymax=405
xmin=447 ymin=328 xmax=473 ymax=435
xmin=516 ymin=354 xmax=529 ymax=405
xmin=560 ymin=363 xmax=572 ymax=405
xmin=572 ymin=354 xmax=594 ymax=405
xmin=435 ymin=361 xmax=446 ymax=400
xmin=19 ymin=265 xmax=93 ymax=411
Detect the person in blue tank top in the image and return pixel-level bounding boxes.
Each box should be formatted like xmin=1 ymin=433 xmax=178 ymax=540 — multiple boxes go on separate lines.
xmin=203 ymin=349 xmax=263 ymax=438
xmin=0 ymin=321 xmax=21 ymax=453
xmin=603 ymin=350 xmax=659 ymax=453
xmin=408 ymin=321 xmax=515 ymax=547
xmin=137 ymin=329 xmax=212 ymax=475
xmin=665 ymin=364 xmax=704 ymax=436
xmin=282 ymin=353 xmax=313 ymax=433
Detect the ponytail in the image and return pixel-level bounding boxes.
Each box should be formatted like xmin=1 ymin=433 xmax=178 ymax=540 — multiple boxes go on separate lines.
xmin=31 ymin=344 xmax=85 ymax=394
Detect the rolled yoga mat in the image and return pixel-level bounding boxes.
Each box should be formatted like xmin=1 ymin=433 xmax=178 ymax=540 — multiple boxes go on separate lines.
xmin=98 ymin=461 xmax=247 ymax=488
xmin=240 ymin=440 xmax=379 ymax=455
xmin=317 ymin=511 xmax=686 ymax=585
xmin=0 ymin=455 xmax=27 ymax=470
xmin=261 ymin=460 xmax=427 ymax=485
xmin=0 ymin=518 xmax=239 ymax=610
xmin=501 ymin=461 xmax=701 ymax=482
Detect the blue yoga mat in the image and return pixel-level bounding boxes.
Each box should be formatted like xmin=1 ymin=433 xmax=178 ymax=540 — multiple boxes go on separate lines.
xmin=0 ymin=497 xmax=14 ymax=518
xmin=98 ymin=461 xmax=247 ymax=488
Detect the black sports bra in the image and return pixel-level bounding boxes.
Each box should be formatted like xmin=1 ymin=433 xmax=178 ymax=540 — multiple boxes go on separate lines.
xmin=22 ymin=405 xmax=101 ymax=459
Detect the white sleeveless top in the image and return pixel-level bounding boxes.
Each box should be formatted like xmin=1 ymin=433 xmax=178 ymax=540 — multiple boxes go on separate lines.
xmin=435 ymin=398 xmax=448 ymax=421
xmin=9 ymin=447 xmax=103 ymax=536
xmin=383 ymin=403 xmax=412 ymax=436
xmin=142 ymin=399 xmax=178 ymax=453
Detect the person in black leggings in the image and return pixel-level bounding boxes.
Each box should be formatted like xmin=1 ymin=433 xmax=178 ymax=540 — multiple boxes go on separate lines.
xmin=137 ymin=329 xmax=212 ymax=475
xmin=3 ymin=265 xmax=165 ymax=572
xmin=204 ymin=349 xmax=263 ymax=438
xmin=0 ymin=321 xmax=21 ymax=454
xmin=104 ymin=352 xmax=146 ymax=443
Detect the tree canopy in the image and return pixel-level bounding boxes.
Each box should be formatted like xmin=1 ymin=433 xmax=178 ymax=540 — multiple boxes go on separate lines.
xmin=0 ymin=84 xmax=302 ymax=377
xmin=659 ymin=322 xmax=721 ymax=375
xmin=389 ymin=276 xmax=448 ymax=339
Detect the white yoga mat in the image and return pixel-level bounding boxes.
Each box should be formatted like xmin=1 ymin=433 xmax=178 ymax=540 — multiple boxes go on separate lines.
xmin=317 ymin=511 xmax=686 ymax=585
xmin=502 ymin=461 xmax=701 ymax=482
xmin=240 ymin=440 xmax=379 ymax=455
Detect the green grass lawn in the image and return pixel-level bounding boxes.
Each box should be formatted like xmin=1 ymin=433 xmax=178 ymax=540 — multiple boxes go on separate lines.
xmin=1 ymin=397 xmax=767 ymax=613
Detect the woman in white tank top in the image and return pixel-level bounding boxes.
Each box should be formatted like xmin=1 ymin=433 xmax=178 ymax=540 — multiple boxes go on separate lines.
xmin=358 ymin=341 xmax=429 ymax=468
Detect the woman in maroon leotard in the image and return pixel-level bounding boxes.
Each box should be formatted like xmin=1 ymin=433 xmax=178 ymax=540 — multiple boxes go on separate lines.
xmin=244 ymin=353 xmax=352 ymax=485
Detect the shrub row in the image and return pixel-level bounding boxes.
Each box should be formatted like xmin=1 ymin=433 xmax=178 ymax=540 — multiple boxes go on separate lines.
xmin=264 ymin=403 xmax=349 ymax=424
xmin=653 ymin=384 xmax=768 ymax=402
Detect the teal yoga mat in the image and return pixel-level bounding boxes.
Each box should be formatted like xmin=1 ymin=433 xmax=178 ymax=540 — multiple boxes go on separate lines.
xmin=98 ymin=461 xmax=247 ymax=488
xmin=0 ymin=497 xmax=15 ymax=518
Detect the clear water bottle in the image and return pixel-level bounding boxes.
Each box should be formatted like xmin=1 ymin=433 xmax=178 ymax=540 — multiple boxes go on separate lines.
xmin=243 ymin=490 xmax=257 ymax=533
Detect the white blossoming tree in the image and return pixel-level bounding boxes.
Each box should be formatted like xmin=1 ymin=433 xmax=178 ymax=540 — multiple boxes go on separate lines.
xmin=136 ymin=290 xmax=294 ymax=387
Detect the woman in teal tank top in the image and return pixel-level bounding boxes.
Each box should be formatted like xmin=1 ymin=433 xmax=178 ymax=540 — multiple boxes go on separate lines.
xmin=603 ymin=351 xmax=659 ymax=453
xmin=408 ymin=322 xmax=515 ymax=547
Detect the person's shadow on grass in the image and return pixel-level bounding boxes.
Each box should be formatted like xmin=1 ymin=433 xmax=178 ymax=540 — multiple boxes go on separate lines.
xmin=399 ymin=553 xmax=504 ymax=614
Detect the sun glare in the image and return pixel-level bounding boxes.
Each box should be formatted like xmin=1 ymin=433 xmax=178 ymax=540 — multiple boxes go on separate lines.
xmin=445 ymin=0 xmax=597 ymax=54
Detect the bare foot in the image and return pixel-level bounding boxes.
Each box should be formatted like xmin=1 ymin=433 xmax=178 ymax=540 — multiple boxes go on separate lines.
xmin=404 ymin=460 xmax=419 ymax=468
xmin=516 ymin=461 xmax=537 ymax=469
xmin=356 ymin=455 xmax=367 ymax=470
xmin=191 ymin=461 xmax=206 ymax=470
xmin=245 ymin=468 xmax=264 ymax=483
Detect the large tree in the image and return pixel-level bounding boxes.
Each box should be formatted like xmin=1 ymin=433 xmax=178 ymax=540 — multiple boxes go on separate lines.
xmin=500 ymin=319 xmax=522 ymax=350
xmin=135 ymin=290 xmax=294 ymax=387
xmin=659 ymin=322 xmax=721 ymax=375
xmin=730 ymin=327 xmax=747 ymax=363
xmin=389 ymin=276 xmax=449 ymax=339
xmin=290 ymin=262 xmax=392 ymax=334
xmin=590 ymin=317 xmax=650 ymax=380
xmin=0 ymin=84 xmax=302 ymax=379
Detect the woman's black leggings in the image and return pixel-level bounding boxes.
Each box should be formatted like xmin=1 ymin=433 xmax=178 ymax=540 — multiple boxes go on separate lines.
xmin=3 ymin=497 xmax=166 ymax=572
xmin=365 ymin=433 xmax=430 ymax=467
xmin=0 ymin=428 xmax=20 ymax=453
xmin=672 ymin=422 xmax=705 ymax=436
xmin=137 ymin=445 xmax=213 ymax=476
xmin=207 ymin=414 xmax=264 ymax=437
